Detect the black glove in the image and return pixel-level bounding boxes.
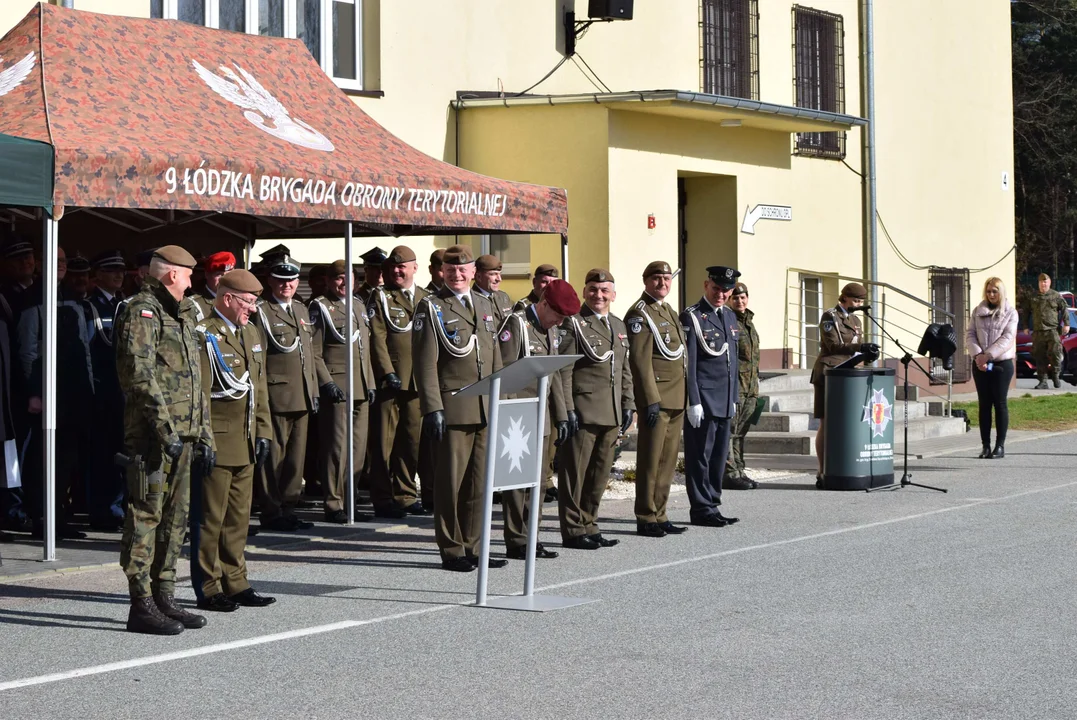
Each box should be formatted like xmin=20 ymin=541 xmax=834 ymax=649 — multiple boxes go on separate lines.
xmin=859 ymin=343 xmax=880 ymax=354
xmin=321 ymin=381 xmax=346 ymax=403
xmin=645 ymin=403 xmax=661 ymax=428
xmin=555 ymin=421 xmax=569 ymax=447
xmin=194 ymin=442 xmax=216 ymax=476
xmin=423 ymin=410 xmax=446 ymax=443
xmin=255 ymin=438 xmax=271 ymax=469
xmin=163 ymin=439 xmax=184 ymax=460
xmin=620 ymin=408 xmax=635 ymax=436
xmin=367 ymin=389 xmax=376 ymax=405
xmin=566 ymin=410 xmax=579 ymax=438
xmin=311 ymin=397 xmax=320 ymax=415
xmin=383 ymin=373 xmax=402 ymax=391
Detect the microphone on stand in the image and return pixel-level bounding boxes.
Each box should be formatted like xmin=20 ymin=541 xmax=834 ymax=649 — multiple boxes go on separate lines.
xmin=848 ymin=305 xmax=872 ymax=313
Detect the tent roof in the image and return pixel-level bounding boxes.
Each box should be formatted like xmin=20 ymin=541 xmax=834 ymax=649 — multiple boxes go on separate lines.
xmin=0 ymin=4 xmax=567 ymax=237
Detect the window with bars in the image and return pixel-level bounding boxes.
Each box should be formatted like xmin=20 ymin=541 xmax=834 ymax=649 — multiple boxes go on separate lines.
xmin=700 ymin=0 xmax=759 ymax=100
xmin=929 ymin=267 xmax=971 ymax=383
xmin=150 ymin=0 xmax=363 ymax=90
xmin=791 ymin=5 xmax=845 ymax=159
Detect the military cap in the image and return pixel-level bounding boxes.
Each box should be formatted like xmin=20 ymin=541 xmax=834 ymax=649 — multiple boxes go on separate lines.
xmin=643 ymin=260 xmax=673 ymax=278
xmin=2 ymin=238 xmax=33 ymax=259
xmin=66 ymin=254 xmax=91 ymax=273
xmin=429 ymin=248 xmax=446 ymax=267
xmin=841 ymin=282 xmax=868 ymax=300
xmin=359 ymin=246 xmax=388 ymax=266
xmin=731 ymin=282 xmax=749 ymax=296
xmin=476 ymin=254 xmax=502 ymax=272
xmin=259 ymin=243 xmax=292 ymax=261
xmin=443 ymin=244 xmax=475 ymax=265
xmin=219 ymin=269 xmax=263 ymax=295
xmin=135 ymin=248 xmax=158 ymax=268
xmin=91 ymin=249 xmax=126 ymax=271
xmin=203 ymin=251 xmax=236 ymax=273
xmin=152 ymin=245 xmax=198 ymax=269
xmin=585 ymin=268 xmax=615 ymax=285
xmin=542 ymin=279 xmax=581 ymax=316
xmin=329 ymin=259 xmax=348 ymax=276
xmin=707 ymin=265 xmax=741 ymax=290
xmin=269 ymin=254 xmax=301 ymax=280
xmin=308 ymin=264 xmax=329 ymax=280
xmin=534 ymin=263 xmax=559 ymax=279
xmin=385 ymin=245 xmax=417 ymax=265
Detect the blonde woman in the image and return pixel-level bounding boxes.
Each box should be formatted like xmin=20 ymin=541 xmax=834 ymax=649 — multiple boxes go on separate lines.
xmin=966 ymin=277 xmax=1019 ymax=459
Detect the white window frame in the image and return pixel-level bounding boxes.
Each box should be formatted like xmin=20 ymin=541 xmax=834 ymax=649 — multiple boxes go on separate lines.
xmin=159 ymin=0 xmax=363 ymax=91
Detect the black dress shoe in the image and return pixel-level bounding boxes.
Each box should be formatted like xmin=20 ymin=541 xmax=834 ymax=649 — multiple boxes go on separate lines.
xmin=262 ymin=516 xmax=299 ymax=532
xmin=467 ymin=555 xmax=509 ymax=568
xmin=229 ymin=588 xmax=276 ymax=607
xmin=715 ymin=512 xmax=739 ymax=525
xmin=690 ymin=514 xmax=727 ymax=528
xmin=636 ymin=522 xmax=666 ymax=538
xmin=324 ymin=510 xmax=348 ymax=524
xmin=89 ymin=518 xmax=124 ymax=533
xmin=978 ymin=445 xmax=992 ymax=459
xmin=197 ymin=592 xmax=240 ymax=612
xmin=404 ymin=502 xmax=429 ymax=516
xmin=991 ymin=445 xmax=1005 ymax=459
xmin=286 ymin=515 xmax=315 ymax=530
xmin=659 ymin=521 xmax=688 ymax=535
xmin=0 ymin=529 xmax=12 ymax=543
xmin=373 ymin=506 xmax=408 ymax=519
xmin=587 ymin=533 xmax=619 ymax=547
xmin=442 ymin=557 xmax=476 ymax=572
xmin=723 ymin=476 xmax=755 ymax=490
xmin=543 ymin=487 xmax=558 ymax=504
xmin=506 ymin=543 xmax=559 ymax=560
xmin=563 ymin=535 xmax=601 ymax=550
xmin=816 ymin=474 xmax=824 ymax=489
xmin=246 ymin=526 xmax=260 ymax=537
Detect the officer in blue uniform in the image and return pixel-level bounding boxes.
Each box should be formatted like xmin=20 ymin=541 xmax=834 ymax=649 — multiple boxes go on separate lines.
xmin=680 ymin=266 xmax=742 ymax=528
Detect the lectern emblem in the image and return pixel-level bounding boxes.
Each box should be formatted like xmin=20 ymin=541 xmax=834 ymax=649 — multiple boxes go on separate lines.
xmin=500 ymin=415 xmax=532 ymax=473
xmin=862 ymin=389 xmax=893 ymax=438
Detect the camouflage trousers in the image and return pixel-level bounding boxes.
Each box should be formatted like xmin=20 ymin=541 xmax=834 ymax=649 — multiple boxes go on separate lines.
xmin=1032 ymin=330 xmax=1064 ymax=379
xmin=724 ymin=395 xmax=758 ymax=479
xmin=119 ymin=442 xmax=193 ymax=599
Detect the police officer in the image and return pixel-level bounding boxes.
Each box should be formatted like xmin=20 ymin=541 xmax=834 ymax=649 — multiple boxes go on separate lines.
xmin=0 ymin=235 xmax=34 ymax=530
xmin=557 ymin=269 xmax=634 ymax=550
xmin=368 ymin=245 xmax=431 ymax=517
xmin=254 ymin=254 xmax=319 ymax=532
xmin=192 ymin=252 xmax=236 ymax=321
xmin=412 ymin=244 xmax=505 ymax=572
xmin=115 ymin=245 xmax=213 ymax=635
xmin=1029 ymin=273 xmax=1071 ymax=389
xmin=513 ymin=263 xmax=558 ymax=313
xmin=86 ymin=249 xmax=128 ymax=531
xmin=0 ymin=235 xmax=36 ymax=328
xmin=497 ymin=279 xmax=578 ymax=561
xmin=625 ymin=261 xmax=687 ymax=538
xmin=426 ymin=249 xmax=445 ymax=294
xmin=311 ymin=260 xmax=375 ymax=523
xmin=357 ymin=247 xmax=388 ymax=307
xmin=723 ymin=282 xmax=760 ymax=490
xmin=472 ymin=254 xmax=514 ymax=324
xmin=682 ymin=266 xmax=742 ymax=527
xmin=191 ymin=269 xmax=275 ymax=612
xmin=812 ymin=282 xmax=876 ymax=484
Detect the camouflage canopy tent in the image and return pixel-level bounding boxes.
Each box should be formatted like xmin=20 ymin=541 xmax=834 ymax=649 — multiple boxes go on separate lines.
xmin=0 ymin=3 xmax=570 ymax=560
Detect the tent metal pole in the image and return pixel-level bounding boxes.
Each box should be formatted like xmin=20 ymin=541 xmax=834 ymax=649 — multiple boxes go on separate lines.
xmin=344 ymin=223 xmax=355 ymax=525
xmin=43 ymin=217 xmax=59 ymax=562
xmin=560 ymin=233 xmax=569 ymax=283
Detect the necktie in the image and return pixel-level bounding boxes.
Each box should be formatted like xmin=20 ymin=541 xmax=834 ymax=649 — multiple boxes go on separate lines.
xmin=601 ymin=315 xmax=611 ymax=334
xmin=404 ymin=289 xmax=412 ymax=305
xmin=461 ymin=294 xmax=471 ymax=312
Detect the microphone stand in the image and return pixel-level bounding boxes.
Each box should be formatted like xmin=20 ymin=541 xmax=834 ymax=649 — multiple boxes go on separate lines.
xmin=859 ymin=309 xmax=948 ymax=494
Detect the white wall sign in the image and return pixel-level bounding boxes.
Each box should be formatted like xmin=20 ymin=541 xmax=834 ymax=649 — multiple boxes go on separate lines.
xmin=741 ymin=204 xmax=792 ymax=235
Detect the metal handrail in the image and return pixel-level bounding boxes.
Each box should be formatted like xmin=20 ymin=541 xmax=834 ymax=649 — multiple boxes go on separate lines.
xmin=784 ymin=267 xmax=955 ymax=321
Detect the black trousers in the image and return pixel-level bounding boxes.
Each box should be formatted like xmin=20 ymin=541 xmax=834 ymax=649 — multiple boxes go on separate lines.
xmin=972 ymin=359 xmax=1014 ymax=447
xmin=683 ymin=415 xmax=732 ymax=518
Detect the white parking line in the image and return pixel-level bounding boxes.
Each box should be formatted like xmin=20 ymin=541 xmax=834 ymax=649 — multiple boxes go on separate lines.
xmin=2 ymin=479 xmax=1074 ymax=693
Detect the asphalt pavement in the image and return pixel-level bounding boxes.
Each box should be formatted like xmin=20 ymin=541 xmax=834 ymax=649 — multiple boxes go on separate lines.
xmin=1 ymin=430 xmax=1076 ymax=719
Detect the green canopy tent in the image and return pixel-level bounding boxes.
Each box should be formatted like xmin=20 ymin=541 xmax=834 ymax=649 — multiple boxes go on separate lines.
xmin=0 ymin=133 xmax=53 ymax=214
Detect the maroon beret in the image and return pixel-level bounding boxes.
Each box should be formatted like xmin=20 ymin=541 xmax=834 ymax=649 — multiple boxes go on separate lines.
xmin=541 ymin=279 xmax=581 ymax=316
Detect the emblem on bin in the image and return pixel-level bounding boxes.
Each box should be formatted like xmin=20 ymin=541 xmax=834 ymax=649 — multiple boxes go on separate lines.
xmin=862 ymin=389 xmax=893 ymax=438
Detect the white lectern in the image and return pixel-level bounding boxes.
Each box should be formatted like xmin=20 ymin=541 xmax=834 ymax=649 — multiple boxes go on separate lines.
xmin=455 ymin=354 xmax=597 ymax=612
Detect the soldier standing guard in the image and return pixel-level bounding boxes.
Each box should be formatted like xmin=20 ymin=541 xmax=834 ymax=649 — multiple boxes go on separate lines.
xmin=723 ymin=282 xmax=760 ymax=490
xmin=192 ymin=252 xmax=236 ymax=321
xmin=311 ymin=260 xmax=375 ymax=523
xmin=412 ymin=244 xmax=506 ymax=572
xmin=557 ymin=269 xmax=634 ymax=550
xmin=190 ymin=269 xmax=274 ymax=612
xmin=254 ymin=254 xmax=319 ymax=532
xmin=1029 ymin=273 xmax=1071 ymax=389
xmin=115 ymin=245 xmax=214 ymax=635
xmin=625 ymin=261 xmax=688 ymax=538
xmin=368 ymin=246 xmax=432 ymax=518
xmin=472 ymin=254 xmax=514 ymax=324
xmin=497 ymin=279 xmax=578 ymax=561
xmin=682 ymin=266 xmax=742 ymax=528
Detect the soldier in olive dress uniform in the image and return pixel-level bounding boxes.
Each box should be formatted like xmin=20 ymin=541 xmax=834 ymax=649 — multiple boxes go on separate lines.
xmin=723 ymin=282 xmax=761 ymax=489
xmin=472 ymin=254 xmax=514 ymax=324
xmin=624 ymin=261 xmax=688 ymax=538
xmin=356 ymin=247 xmax=387 ymax=307
xmin=426 ymin=249 xmax=445 ymax=294
xmin=557 ymin=269 xmax=634 ymax=550
xmin=191 ymin=252 xmax=236 ymax=321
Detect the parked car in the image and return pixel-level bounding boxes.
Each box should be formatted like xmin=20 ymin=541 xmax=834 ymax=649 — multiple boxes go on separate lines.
xmin=1016 ymin=308 xmax=1077 ymax=379
xmin=1062 ymin=291 xmax=1075 ymax=309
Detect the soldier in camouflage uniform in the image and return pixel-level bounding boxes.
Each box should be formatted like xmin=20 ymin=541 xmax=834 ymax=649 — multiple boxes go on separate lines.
xmin=724 ymin=283 xmax=760 ymax=489
xmin=115 ymin=246 xmax=216 ymax=636
xmin=1029 ymin=273 xmax=1071 ymax=389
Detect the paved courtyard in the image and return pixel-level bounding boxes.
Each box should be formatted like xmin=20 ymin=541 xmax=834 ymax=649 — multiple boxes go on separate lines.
xmin=1 ymin=430 xmax=1075 ymax=719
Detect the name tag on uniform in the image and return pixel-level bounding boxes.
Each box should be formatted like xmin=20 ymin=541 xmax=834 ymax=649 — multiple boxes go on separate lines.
xmin=253 ymin=344 xmax=262 ymax=353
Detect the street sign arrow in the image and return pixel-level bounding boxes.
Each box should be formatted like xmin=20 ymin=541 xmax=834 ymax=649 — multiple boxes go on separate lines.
xmin=741 ymin=204 xmax=792 ymax=235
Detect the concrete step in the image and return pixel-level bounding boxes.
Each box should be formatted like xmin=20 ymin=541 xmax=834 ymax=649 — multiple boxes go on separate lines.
xmin=758 ymin=370 xmax=813 ymax=394
xmin=761 ymin=390 xmax=815 ymax=413
xmin=754 ymin=412 xmax=813 ymax=433
xmin=744 ymin=415 xmax=968 ymax=455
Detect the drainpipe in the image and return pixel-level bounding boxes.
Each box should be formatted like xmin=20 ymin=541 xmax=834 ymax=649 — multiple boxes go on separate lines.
xmin=62 ymin=1 xmax=74 ymax=7
xmin=860 ymin=0 xmax=879 ymax=344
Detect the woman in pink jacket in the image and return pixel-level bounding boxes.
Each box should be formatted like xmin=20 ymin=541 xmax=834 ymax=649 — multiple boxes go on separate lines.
xmin=966 ymin=277 xmax=1018 ymax=459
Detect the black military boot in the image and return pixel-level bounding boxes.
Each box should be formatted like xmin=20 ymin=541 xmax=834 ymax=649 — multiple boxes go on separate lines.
xmin=127 ymin=596 xmax=184 ymax=635
xmin=1052 ymin=374 xmax=1062 ymax=389
xmin=154 ymin=592 xmax=208 ymax=629
xmin=1034 ymin=376 xmax=1049 ymax=390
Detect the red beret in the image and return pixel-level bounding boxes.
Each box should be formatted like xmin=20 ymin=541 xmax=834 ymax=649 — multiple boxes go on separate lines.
xmin=541 ymin=279 xmax=580 ymax=317
xmin=204 ymin=251 xmax=236 ymax=273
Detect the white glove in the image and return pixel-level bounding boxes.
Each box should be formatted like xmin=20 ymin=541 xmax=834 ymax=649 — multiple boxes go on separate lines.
xmin=687 ymin=404 xmax=704 ymax=429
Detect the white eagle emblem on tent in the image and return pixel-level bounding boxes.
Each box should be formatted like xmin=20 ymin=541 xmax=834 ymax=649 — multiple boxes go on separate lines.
xmin=0 ymin=51 xmax=35 ymax=99
xmin=192 ymin=60 xmax=334 ymax=152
